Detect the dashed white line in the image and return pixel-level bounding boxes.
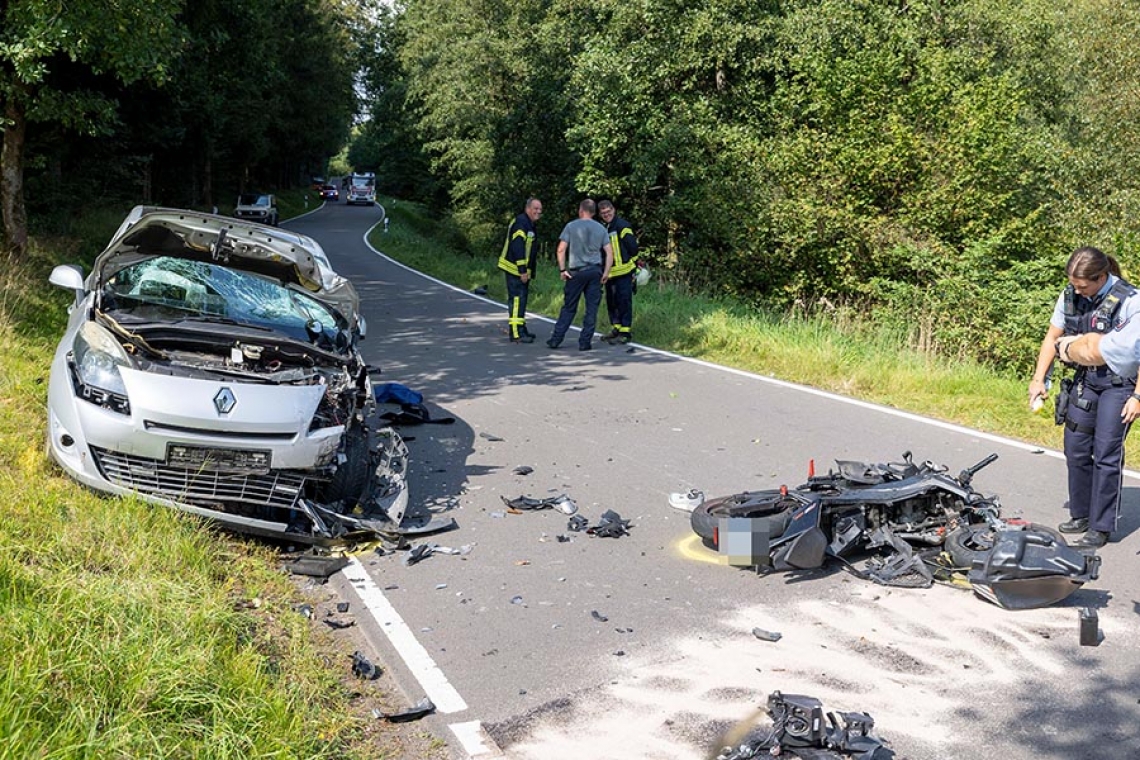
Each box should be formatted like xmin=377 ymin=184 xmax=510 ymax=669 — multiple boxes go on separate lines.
xmin=449 ymin=720 xmax=502 ymax=757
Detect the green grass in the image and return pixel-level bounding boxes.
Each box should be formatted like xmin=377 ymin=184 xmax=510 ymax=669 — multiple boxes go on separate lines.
xmin=371 ymin=195 xmax=1062 ymax=451
xmin=0 ymin=216 xmax=400 ymax=760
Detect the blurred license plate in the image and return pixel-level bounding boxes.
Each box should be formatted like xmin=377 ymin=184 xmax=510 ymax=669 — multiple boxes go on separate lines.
xmin=167 ymin=445 xmax=271 ymax=473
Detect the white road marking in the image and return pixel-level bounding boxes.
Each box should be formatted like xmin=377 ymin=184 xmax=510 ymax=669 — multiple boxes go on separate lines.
xmin=449 ymin=720 xmax=501 ymax=757
xmin=343 ymin=556 xmax=467 ymax=713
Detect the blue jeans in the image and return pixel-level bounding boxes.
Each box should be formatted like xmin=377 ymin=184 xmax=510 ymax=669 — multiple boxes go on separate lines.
xmin=549 ymin=265 xmax=603 ymax=348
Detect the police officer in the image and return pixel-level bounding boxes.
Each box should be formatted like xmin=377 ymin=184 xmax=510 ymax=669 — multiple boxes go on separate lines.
xmin=1031 ymin=247 xmax=1140 ymax=548
xmin=597 ymin=200 xmax=639 ymax=345
xmin=497 ymin=198 xmax=543 ymax=343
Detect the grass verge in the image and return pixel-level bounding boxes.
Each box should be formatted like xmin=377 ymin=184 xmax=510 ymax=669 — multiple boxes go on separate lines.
xmin=0 ymin=212 xmax=427 ymax=759
xmin=371 ymin=195 xmax=1063 ymax=451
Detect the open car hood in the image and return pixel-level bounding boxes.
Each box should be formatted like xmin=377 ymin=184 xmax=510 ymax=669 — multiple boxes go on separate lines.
xmin=91 ymin=206 xmax=361 ymax=327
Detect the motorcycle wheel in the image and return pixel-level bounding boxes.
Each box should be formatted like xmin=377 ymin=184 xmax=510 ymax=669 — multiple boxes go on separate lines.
xmin=945 ymin=523 xmax=1066 ymax=569
xmin=690 ymin=492 xmax=795 ymax=547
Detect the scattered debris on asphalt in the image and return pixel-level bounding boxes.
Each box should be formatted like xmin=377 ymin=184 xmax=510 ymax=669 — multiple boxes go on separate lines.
xmin=1080 ymin=607 xmax=1100 ymax=646
xmin=351 ymin=651 xmax=381 ymax=680
xmin=752 ymin=627 xmax=782 ymax=643
xmin=336 ymin=602 xmax=350 ymax=613
xmin=323 ymin=618 xmax=355 ymax=630
xmin=513 ymin=465 xmax=535 ymax=475
xmin=587 ymin=509 xmax=632 ymax=538
xmin=372 ymin=696 xmax=436 ymax=722
xmin=591 ymin=610 xmax=609 ymax=622
xmin=403 ymin=542 xmax=475 ymax=566
xmin=567 ymin=515 xmax=589 ymax=532
xmin=480 ymin=432 xmax=505 ymax=442
xmin=715 ymin=690 xmax=894 ymax=759
xmin=501 ymin=494 xmax=579 ymax=515
xmin=282 ymin=553 xmax=350 ymax=578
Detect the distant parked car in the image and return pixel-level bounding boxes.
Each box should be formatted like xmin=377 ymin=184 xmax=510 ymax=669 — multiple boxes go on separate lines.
xmin=43 ymin=206 xmax=440 ymax=545
xmin=233 ymin=193 xmax=279 ymax=226
xmin=319 ymin=184 xmax=339 ymax=201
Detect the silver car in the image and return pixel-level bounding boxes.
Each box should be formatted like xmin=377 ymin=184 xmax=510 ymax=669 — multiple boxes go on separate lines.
xmin=46 ymin=206 xmax=440 ymax=544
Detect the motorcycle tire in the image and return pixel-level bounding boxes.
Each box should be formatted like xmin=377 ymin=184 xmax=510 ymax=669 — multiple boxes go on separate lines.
xmin=690 ymin=492 xmax=796 ymax=548
xmin=944 ymin=523 xmax=1066 ymax=569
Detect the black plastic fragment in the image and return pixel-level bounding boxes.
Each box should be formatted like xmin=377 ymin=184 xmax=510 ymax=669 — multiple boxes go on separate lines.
xmin=282 ymin=554 xmax=350 ymax=578
xmin=351 ymin=651 xmax=380 ymax=680
xmin=591 ymin=610 xmax=609 ymax=622
xmin=587 ymin=509 xmax=632 ymax=538
xmin=567 ymin=515 xmax=589 ymax=532
xmin=479 ymin=432 xmax=505 ymax=442
xmin=324 ymin=618 xmax=355 ymax=630
xmin=513 ymin=465 xmax=535 ymax=475
xmin=375 ymin=696 xmax=436 ymax=722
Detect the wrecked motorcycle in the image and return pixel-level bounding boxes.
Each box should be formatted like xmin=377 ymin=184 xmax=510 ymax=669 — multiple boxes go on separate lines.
xmin=681 ymin=452 xmax=1100 ymax=609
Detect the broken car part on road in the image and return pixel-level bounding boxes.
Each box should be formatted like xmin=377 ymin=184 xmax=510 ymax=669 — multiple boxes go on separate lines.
xmin=46 ymin=207 xmax=454 ymax=546
xmin=716 ymin=690 xmax=894 ymax=760
xmin=685 ymin=452 xmax=1099 ymax=609
xmin=501 ymin=494 xmax=578 ymax=515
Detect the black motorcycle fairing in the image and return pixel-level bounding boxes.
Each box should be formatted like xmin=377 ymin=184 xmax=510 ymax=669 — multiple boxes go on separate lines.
xmin=968 ymin=528 xmax=1101 ymax=609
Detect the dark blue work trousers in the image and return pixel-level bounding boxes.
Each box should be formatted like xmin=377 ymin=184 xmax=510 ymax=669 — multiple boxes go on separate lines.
xmin=605 ymin=273 xmax=634 ymax=334
xmin=1063 ymin=370 xmax=1131 ymax=532
xmin=505 ymin=273 xmax=530 ymax=339
xmin=549 ymin=265 xmax=603 ymax=348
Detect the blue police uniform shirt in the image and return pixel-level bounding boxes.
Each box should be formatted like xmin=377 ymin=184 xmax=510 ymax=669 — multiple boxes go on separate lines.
xmin=1099 ymin=309 xmax=1140 ymax=379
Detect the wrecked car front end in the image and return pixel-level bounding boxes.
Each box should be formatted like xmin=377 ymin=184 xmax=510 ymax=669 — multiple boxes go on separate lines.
xmin=46 ymin=207 xmax=427 ymax=544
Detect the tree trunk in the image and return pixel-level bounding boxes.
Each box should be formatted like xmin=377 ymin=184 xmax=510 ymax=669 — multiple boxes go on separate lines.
xmin=1 ymin=94 xmax=29 ymax=262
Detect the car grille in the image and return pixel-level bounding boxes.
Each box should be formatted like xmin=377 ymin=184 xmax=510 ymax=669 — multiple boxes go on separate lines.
xmin=91 ymin=446 xmax=306 ymax=510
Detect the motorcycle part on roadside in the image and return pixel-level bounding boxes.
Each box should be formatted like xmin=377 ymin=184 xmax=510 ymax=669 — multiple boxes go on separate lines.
xmin=716 ymin=690 xmax=894 ymax=760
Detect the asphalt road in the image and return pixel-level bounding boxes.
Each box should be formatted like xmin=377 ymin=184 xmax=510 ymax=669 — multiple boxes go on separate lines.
xmin=286 ymin=200 xmax=1140 ymax=760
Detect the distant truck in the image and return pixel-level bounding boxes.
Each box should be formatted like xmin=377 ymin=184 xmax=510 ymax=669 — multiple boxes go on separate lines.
xmin=345 ymin=173 xmax=376 ymax=206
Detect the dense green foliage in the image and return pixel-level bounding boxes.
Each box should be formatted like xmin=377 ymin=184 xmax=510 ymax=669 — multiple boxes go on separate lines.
xmin=2 ymin=0 xmax=362 ymax=232
xmin=352 ymin=0 xmax=1140 ymax=374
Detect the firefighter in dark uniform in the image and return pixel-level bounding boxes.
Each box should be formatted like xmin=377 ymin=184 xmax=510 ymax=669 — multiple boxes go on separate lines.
xmin=597 ymin=200 xmax=639 ymax=344
xmin=1030 ymin=247 xmax=1140 ymax=548
xmin=497 ymin=198 xmax=542 ymax=343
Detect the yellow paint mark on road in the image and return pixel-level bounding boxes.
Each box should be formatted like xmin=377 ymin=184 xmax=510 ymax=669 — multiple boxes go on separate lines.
xmin=675 ymin=533 xmax=723 ymax=564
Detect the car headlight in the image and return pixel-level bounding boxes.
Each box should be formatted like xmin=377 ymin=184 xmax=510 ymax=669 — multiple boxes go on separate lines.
xmin=73 ymin=321 xmax=133 ymax=408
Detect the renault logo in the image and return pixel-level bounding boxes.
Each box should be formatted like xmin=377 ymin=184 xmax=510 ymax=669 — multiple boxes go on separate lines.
xmin=214 ymin=387 xmax=236 ymax=415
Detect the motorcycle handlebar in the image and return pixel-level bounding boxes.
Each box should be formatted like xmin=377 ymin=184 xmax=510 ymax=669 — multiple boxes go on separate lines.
xmin=958 ymin=453 xmax=998 ymax=486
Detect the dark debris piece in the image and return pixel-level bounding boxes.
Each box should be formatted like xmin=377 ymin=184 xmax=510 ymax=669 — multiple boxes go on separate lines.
xmin=324 ymin=618 xmax=356 ymax=630
xmin=567 ymin=515 xmax=589 ymax=532
xmin=513 ymin=465 xmax=535 ymax=476
xmin=751 ymin=627 xmax=782 ymax=642
xmin=374 ymin=696 xmax=436 ymax=723
xmin=282 ymin=554 xmax=350 ymax=578
xmin=479 ymin=432 xmax=505 ymax=442
xmin=351 ymin=651 xmax=381 ymax=680
xmin=586 ymin=509 xmax=632 ymax=538
xmin=404 ymin=543 xmax=435 ymax=566
xmin=336 ymin=602 xmax=350 ymax=613
xmin=591 ymin=610 xmax=609 ymax=622
xmin=501 ymin=494 xmax=578 ymax=515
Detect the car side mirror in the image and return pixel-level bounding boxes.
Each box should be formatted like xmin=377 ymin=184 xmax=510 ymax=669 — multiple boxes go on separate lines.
xmin=49 ymin=264 xmax=86 ymax=305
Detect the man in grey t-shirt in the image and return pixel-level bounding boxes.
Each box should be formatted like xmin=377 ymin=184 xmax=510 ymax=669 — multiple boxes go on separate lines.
xmin=546 ymin=199 xmax=614 ymax=351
